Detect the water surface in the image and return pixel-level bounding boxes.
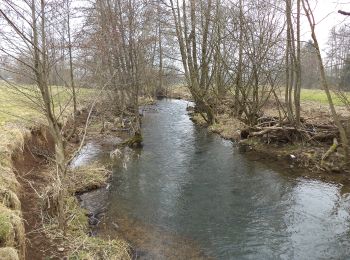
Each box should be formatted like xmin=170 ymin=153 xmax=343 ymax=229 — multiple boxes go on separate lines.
xmin=101 ymin=99 xmax=350 ymax=259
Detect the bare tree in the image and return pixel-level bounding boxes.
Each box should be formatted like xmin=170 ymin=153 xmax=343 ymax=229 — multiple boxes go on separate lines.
xmin=0 ymin=0 xmax=77 ymax=231
xmin=302 ymin=0 xmax=349 ymax=162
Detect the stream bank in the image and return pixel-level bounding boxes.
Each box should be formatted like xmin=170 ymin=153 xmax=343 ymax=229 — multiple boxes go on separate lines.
xmin=0 ymin=103 xmax=135 ymax=259
xmin=189 ymin=110 xmax=350 ymax=186
xmin=169 ymin=86 xmax=350 ymax=181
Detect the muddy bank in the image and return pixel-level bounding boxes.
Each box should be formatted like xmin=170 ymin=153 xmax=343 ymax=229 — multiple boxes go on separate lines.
xmin=11 ymin=127 xmax=56 ymax=259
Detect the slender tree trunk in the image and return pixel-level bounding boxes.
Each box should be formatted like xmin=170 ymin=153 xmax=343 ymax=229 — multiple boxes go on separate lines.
xmin=157 ymin=0 xmax=163 ymax=93
xmin=235 ymin=0 xmax=243 ymax=117
xmin=294 ymin=0 xmax=301 ymax=126
xmin=302 ymin=0 xmax=349 ymax=161
xmin=67 ymin=0 xmax=77 ymax=137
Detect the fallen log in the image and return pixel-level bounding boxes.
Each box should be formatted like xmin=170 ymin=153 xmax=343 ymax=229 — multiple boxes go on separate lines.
xmin=245 ymin=124 xmax=339 ymax=144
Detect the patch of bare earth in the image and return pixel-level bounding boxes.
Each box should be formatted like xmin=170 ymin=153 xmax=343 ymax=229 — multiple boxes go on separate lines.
xmin=12 ymin=128 xmax=65 ymax=259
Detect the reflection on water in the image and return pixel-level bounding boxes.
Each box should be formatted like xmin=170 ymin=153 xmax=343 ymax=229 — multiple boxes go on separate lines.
xmin=101 ymin=99 xmax=350 ymax=259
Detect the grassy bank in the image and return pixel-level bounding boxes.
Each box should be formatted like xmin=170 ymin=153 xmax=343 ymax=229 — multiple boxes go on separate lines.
xmin=0 ymin=84 xmax=94 ymax=126
xmin=0 ymin=127 xmax=30 ymax=259
xmin=0 ymin=84 xmax=131 ymax=259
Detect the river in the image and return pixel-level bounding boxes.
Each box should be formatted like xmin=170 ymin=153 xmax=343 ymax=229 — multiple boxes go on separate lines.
xmin=79 ymin=99 xmax=350 ymax=259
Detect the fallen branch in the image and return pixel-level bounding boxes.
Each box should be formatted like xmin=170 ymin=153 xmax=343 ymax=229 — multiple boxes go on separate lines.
xmin=321 ymin=138 xmax=338 ymax=167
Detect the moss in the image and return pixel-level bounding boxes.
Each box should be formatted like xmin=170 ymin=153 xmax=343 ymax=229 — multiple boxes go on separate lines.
xmin=0 ymin=247 xmax=19 ymax=260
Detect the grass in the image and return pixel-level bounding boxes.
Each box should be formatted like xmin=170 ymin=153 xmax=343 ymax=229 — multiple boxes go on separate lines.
xmin=0 ymin=126 xmax=29 ymax=260
xmin=170 ymin=84 xmax=350 ymax=106
xmin=69 ymin=163 xmax=111 ymax=194
xmin=0 ymin=205 xmax=25 ymax=259
xmin=300 ymin=88 xmax=350 ymax=106
xmin=0 ymin=83 xmax=95 ymax=126
xmin=0 ymin=247 xmax=19 ymax=260
xmin=0 ymin=82 xmax=95 ymax=259
xmin=0 ymin=82 xmax=131 ymax=259
xmin=42 ymin=177 xmax=130 ymax=260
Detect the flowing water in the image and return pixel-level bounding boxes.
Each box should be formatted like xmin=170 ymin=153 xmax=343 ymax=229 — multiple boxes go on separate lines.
xmin=79 ymin=99 xmax=350 ymax=259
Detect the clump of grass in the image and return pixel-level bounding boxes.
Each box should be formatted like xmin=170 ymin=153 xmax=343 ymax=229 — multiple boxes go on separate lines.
xmin=0 ymin=247 xmax=19 ymax=260
xmin=69 ymin=163 xmax=111 ymax=194
xmin=70 ymin=237 xmax=131 ymax=260
xmin=0 ymin=126 xmax=30 ymax=258
xmin=169 ymin=85 xmax=192 ymax=100
xmin=190 ymin=113 xmax=207 ymax=126
xmin=0 ymin=166 xmax=20 ymax=196
xmin=138 ymin=96 xmax=155 ymax=106
xmin=0 ymin=189 xmax=21 ymax=211
xmin=43 ymin=195 xmax=130 ymax=260
xmin=0 ymin=127 xmax=28 ymax=210
xmin=0 ymin=205 xmax=25 ymax=259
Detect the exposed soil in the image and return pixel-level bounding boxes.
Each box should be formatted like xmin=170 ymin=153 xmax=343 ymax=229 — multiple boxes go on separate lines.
xmin=11 ymin=128 xmax=64 ymax=259
xmin=11 ymin=102 xmax=143 ymax=259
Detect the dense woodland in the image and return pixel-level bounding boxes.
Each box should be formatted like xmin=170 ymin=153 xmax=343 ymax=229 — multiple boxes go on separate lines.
xmin=0 ymin=0 xmax=350 ymax=250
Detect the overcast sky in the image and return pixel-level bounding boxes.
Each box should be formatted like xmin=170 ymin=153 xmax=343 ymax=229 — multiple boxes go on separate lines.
xmin=302 ymin=0 xmax=350 ymax=52
xmin=0 ymin=0 xmax=349 ymax=56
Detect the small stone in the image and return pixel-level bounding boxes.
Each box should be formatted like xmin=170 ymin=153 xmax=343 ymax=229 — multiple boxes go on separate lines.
xmin=58 ymin=247 xmax=65 ymax=252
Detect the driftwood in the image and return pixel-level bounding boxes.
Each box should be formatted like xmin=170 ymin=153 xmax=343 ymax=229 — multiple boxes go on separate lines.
xmin=244 ymin=116 xmax=340 ymax=144
xmin=321 ymin=138 xmax=338 ymax=162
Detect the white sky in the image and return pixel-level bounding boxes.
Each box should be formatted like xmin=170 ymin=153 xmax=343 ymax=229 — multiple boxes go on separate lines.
xmin=0 ymin=0 xmax=349 ymax=56
xmin=301 ymin=0 xmax=350 ymax=53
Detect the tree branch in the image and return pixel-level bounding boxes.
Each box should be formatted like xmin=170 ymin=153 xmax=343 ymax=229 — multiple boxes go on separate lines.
xmin=338 ymin=10 xmax=350 ymax=16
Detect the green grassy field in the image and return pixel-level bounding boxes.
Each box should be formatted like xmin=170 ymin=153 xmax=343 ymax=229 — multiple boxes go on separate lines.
xmin=169 ymin=85 xmax=350 ymax=107
xmin=300 ymin=88 xmax=350 ymax=106
xmin=0 ymin=83 xmax=94 ymax=126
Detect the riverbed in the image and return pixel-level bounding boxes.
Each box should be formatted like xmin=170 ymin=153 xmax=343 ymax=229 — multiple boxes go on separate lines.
xmin=78 ymin=99 xmax=350 ymax=259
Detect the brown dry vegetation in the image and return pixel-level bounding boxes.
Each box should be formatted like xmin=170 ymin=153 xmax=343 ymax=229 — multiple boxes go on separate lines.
xmin=180 ymin=85 xmax=350 ymax=176
xmin=0 ymin=103 xmax=133 ymax=259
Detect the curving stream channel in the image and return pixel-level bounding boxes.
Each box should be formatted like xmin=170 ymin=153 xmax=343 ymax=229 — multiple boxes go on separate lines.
xmin=78 ymin=99 xmax=350 ymax=259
